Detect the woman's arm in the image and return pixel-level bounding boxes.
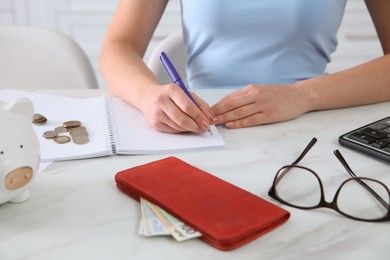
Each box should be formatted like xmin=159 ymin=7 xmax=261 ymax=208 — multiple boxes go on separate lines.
xmin=100 ymin=0 xmax=211 ymax=133
xmin=210 ymin=1 xmax=390 ymax=128
xmin=299 ymin=0 xmax=390 ymax=111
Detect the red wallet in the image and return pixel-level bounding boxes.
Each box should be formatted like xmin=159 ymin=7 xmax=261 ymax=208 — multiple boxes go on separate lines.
xmin=115 ymin=156 xmax=290 ymax=251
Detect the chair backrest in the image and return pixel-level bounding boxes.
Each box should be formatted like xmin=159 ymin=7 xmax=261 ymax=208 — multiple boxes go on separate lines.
xmin=0 ymin=27 xmax=99 ymax=89
xmin=147 ymin=30 xmax=187 ymax=84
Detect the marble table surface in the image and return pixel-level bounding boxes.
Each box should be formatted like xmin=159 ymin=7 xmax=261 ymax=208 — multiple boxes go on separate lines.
xmin=1 ymin=89 xmax=389 ymax=260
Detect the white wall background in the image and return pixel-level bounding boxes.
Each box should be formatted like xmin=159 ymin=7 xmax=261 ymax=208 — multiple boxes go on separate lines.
xmin=0 ymin=0 xmax=382 ymax=89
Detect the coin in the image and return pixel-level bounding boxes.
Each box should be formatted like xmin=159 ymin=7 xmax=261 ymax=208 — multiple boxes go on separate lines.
xmin=32 ymin=113 xmax=47 ymax=124
xmin=69 ymin=127 xmax=88 ymax=136
xmin=55 ymin=126 xmax=68 ymax=133
xmin=63 ymin=120 xmax=81 ymax=129
xmin=69 ymin=126 xmax=86 ymax=133
xmin=71 ymin=131 xmax=89 ymax=138
xmin=42 ymin=130 xmax=58 ymax=139
xmin=73 ymin=135 xmax=89 ymax=145
xmin=53 ymin=135 xmax=71 ymax=144
xmin=32 ymin=113 xmax=43 ymax=121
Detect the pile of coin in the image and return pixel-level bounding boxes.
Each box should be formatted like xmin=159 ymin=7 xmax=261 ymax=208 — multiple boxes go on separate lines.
xmin=69 ymin=125 xmax=89 ymax=145
xmin=42 ymin=120 xmax=89 ymax=145
xmin=32 ymin=113 xmax=47 ymax=125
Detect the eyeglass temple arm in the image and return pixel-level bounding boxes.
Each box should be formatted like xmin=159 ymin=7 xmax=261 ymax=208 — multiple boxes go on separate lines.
xmin=291 ymin=137 xmax=318 ymax=165
xmin=334 ymin=150 xmax=389 ymax=209
xmin=272 ymin=138 xmax=318 ymax=189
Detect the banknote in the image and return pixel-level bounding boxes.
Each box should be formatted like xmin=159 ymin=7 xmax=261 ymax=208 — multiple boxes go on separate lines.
xmin=140 ymin=198 xmax=170 ymax=236
xmin=159 ymin=206 xmax=201 ymax=240
xmin=140 ymin=198 xmax=202 ymax=241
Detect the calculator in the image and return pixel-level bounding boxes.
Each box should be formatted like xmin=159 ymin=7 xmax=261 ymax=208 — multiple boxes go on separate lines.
xmin=339 ymin=116 xmax=390 ymax=162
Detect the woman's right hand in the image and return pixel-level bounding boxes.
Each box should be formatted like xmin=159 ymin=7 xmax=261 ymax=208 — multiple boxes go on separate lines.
xmin=101 ymin=0 xmax=208 ymax=134
xmin=139 ymin=84 xmax=212 ymax=133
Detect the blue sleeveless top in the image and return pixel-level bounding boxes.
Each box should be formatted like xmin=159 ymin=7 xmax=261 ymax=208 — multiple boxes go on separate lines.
xmin=180 ymin=0 xmax=347 ymax=89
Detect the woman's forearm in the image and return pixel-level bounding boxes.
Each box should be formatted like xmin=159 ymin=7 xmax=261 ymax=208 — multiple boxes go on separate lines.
xmin=100 ymin=41 xmax=161 ymax=109
xmin=296 ymin=54 xmax=390 ymax=112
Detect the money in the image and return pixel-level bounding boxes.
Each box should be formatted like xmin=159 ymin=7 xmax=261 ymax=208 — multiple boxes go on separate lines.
xmin=42 ymin=130 xmax=58 ymax=139
xmin=54 ymin=135 xmax=71 ymax=144
xmin=69 ymin=126 xmax=87 ymax=135
xmin=72 ymin=135 xmax=89 ymax=145
xmin=32 ymin=113 xmax=47 ymax=124
xmin=38 ymin=119 xmax=89 ymax=145
xmin=54 ymin=126 xmax=68 ymax=133
xmin=139 ymin=198 xmax=202 ymax=241
xmin=140 ymin=199 xmax=170 ymax=236
xmin=69 ymin=126 xmax=89 ymax=145
xmin=158 ymin=206 xmax=201 ymax=241
xmin=63 ymin=120 xmax=81 ymax=129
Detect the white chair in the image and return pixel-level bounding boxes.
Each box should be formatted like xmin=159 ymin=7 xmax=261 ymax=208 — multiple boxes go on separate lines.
xmin=147 ymin=30 xmax=187 ymax=84
xmin=0 ymin=27 xmax=99 ymax=89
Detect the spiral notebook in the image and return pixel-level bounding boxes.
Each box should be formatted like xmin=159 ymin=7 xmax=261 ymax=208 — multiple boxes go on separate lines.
xmin=0 ymin=90 xmax=225 ymax=162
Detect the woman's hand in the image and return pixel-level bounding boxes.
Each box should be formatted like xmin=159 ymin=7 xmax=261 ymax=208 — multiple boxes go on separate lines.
xmin=209 ymin=83 xmax=311 ymax=128
xmin=139 ymin=83 xmax=212 ymax=133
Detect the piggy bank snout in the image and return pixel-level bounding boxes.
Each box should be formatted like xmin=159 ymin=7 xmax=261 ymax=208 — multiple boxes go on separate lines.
xmin=4 ymin=166 xmax=33 ymax=190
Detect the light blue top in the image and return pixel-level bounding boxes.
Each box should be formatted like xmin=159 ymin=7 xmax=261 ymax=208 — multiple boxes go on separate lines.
xmin=180 ymin=0 xmax=347 ymax=89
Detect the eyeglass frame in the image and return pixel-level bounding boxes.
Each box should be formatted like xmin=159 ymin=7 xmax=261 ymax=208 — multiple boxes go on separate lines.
xmin=268 ymin=137 xmax=390 ymax=222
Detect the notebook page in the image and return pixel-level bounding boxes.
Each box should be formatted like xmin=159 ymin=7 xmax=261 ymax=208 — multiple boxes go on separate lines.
xmin=110 ymin=97 xmax=225 ymax=154
xmin=0 ymin=90 xmax=113 ymax=161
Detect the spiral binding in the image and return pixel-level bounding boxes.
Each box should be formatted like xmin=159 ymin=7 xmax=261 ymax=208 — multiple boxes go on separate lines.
xmin=101 ymin=94 xmax=118 ymax=154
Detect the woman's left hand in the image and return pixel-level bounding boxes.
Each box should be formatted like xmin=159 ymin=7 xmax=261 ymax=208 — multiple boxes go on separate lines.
xmin=209 ymin=83 xmax=311 ymax=128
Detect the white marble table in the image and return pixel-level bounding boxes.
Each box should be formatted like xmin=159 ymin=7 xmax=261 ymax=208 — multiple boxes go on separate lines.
xmin=1 ymin=89 xmax=389 ymax=260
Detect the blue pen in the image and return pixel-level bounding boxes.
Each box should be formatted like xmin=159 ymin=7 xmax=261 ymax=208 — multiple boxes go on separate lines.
xmin=159 ymin=51 xmax=198 ymax=105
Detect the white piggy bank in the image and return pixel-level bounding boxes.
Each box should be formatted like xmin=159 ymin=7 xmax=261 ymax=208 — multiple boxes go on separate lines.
xmin=0 ymin=97 xmax=40 ymax=204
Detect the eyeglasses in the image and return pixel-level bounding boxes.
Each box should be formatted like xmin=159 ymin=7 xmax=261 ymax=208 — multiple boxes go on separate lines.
xmin=268 ymin=138 xmax=390 ymax=222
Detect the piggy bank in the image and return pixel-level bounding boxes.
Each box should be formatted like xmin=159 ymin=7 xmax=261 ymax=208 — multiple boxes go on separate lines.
xmin=0 ymin=97 xmax=40 ymax=204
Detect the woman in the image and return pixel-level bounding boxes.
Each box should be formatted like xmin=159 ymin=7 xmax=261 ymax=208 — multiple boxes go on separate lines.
xmin=100 ymin=1 xmax=390 ymax=133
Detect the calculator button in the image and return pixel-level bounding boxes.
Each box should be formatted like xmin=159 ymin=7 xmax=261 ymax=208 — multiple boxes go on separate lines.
xmin=371 ymin=140 xmax=389 ymax=149
xmin=349 ymin=132 xmax=376 ymax=144
xmin=383 ymin=119 xmax=390 ymax=126
xmin=370 ymin=122 xmax=388 ymax=130
xmin=360 ymin=127 xmax=387 ymax=139
xmin=383 ymin=127 xmax=390 ymax=135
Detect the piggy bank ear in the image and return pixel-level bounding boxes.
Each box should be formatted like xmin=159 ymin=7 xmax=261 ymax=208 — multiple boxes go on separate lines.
xmin=6 ymin=97 xmax=35 ymax=121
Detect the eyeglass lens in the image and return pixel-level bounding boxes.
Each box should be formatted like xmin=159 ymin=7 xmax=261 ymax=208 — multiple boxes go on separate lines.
xmin=337 ymin=178 xmax=389 ymax=220
xmin=275 ymin=166 xmax=390 ymax=220
xmin=275 ymin=166 xmax=322 ymax=208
